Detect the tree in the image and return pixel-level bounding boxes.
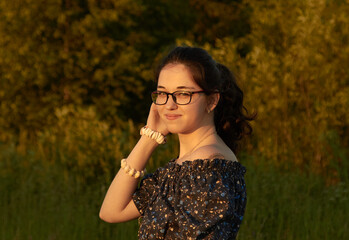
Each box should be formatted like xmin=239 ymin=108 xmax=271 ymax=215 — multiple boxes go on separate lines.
xmin=210 ymin=0 xmax=349 ymax=176
xmin=0 ymin=0 xmax=147 ymax=141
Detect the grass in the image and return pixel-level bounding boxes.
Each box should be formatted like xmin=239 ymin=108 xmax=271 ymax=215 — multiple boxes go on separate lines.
xmin=239 ymin=155 xmax=348 ymax=240
xmin=0 ymin=149 xmax=139 ymax=240
xmin=0 ymin=143 xmax=348 ymax=240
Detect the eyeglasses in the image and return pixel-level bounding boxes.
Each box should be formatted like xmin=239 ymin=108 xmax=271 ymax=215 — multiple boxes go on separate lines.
xmin=151 ymin=90 xmax=206 ymax=105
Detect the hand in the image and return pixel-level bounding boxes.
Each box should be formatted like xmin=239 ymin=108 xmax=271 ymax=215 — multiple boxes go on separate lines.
xmin=146 ymin=103 xmax=169 ymax=136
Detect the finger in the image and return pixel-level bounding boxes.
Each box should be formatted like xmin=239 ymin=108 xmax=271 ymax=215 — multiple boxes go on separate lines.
xmin=151 ymin=103 xmax=158 ymax=112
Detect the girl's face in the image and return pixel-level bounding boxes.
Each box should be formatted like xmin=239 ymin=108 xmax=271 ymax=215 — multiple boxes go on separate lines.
xmin=156 ymin=64 xmax=211 ymax=134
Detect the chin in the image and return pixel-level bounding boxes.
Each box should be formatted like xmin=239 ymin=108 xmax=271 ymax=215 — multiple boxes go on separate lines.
xmin=168 ymin=127 xmax=195 ymax=135
xmin=166 ymin=125 xmax=185 ymax=134
xmin=167 ymin=127 xmax=180 ymax=134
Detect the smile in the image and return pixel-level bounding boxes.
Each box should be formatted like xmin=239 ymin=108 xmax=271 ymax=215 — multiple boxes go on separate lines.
xmin=165 ymin=114 xmax=181 ymax=120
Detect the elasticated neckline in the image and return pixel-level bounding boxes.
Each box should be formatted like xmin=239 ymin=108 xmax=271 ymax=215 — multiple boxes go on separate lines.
xmin=166 ymin=158 xmax=246 ymax=175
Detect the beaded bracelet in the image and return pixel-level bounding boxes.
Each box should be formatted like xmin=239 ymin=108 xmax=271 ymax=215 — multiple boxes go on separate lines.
xmin=121 ymin=159 xmax=146 ymax=179
xmin=140 ymin=126 xmax=166 ymax=144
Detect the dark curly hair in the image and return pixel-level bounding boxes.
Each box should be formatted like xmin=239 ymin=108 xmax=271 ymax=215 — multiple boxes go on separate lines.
xmin=155 ymin=46 xmax=256 ymax=153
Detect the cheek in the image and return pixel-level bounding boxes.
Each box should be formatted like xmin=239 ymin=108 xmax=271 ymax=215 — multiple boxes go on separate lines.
xmin=156 ymin=105 xmax=164 ymax=115
xmin=156 ymin=106 xmax=169 ymax=122
xmin=185 ymin=104 xmax=207 ymax=120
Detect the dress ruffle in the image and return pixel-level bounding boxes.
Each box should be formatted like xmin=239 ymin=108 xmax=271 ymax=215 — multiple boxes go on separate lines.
xmin=133 ymin=158 xmax=247 ymax=240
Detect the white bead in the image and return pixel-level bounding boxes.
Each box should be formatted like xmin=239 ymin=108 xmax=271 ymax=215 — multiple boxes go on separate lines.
xmin=140 ymin=126 xmax=166 ymax=144
xmin=120 ymin=158 xmax=146 ymax=179
xmin=134 ymin=171 xmax=141 ymax=178
xmin=128 ymin=168 xmax=135 ymax=176
xmin=121 ymin=159 xmax=126 ymax=168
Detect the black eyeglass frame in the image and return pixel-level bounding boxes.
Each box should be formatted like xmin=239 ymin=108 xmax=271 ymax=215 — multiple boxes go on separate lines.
xmin=151 ymin=90 xmax=207 ymax=105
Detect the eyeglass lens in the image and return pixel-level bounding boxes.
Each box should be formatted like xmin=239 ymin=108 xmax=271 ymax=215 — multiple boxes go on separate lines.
xmin=152 ymin=92 xmax=192 ymax=105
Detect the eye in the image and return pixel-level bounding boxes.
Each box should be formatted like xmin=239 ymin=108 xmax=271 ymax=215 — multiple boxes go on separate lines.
xmin=157 ymin=91 xmax=167 ymax=96
xmin=175 ymin=92 xmax=191 ymax=97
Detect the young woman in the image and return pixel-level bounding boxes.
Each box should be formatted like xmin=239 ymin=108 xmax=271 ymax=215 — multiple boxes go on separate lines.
xmin=100 ymin=46 xmax=255 ymax=239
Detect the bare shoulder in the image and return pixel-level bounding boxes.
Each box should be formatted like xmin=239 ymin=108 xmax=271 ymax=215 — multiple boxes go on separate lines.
xmin=190 ymin=144 xmax=238 ymax=162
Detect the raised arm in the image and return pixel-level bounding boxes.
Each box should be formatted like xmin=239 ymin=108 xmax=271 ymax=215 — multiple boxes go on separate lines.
xmin=99 ymin=104 xmax=168 ymax=223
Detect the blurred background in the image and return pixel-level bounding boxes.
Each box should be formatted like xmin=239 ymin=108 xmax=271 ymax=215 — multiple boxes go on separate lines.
xmin=0 ymin=0 xmax=348 ymax=239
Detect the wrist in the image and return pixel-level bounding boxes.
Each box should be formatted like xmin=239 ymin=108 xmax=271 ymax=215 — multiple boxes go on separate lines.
xmin=138 ymin=135 xmax=160 ymax=152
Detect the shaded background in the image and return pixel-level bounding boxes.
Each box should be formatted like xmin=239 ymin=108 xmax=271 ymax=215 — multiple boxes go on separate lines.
xmin=0 ymin=0 xmax=348 ymax=239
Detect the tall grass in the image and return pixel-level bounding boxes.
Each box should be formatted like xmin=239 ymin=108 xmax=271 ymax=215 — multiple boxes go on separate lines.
xmin=1 ymin=140 xmax=348 ymax=240
xmin=1 ymin=112 xmax=348 ymax=239
xmin=239 ymin=154 xmax=348 ymax=240
xmin=0 ymin=142 xmax=139 ymax=240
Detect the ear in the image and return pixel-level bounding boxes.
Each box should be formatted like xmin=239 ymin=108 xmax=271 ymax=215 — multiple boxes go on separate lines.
xmin=206 ymin=92 xmax=220 ymax=113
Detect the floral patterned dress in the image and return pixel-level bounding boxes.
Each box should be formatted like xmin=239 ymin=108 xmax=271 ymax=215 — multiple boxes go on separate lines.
xmin=133 ymin=158 xmax=247 ymax=239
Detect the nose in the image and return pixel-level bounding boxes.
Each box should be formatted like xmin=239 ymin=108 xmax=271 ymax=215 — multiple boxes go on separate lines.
xmin=165 ymin=94 xmax=178 ymax=109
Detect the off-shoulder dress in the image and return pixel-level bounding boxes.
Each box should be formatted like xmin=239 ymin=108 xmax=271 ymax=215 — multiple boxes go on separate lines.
xmin=132 ymin=158 xmax=247 ymax=240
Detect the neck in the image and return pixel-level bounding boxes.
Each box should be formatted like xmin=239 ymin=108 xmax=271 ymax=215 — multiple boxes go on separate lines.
xmin=177 ymin=125 xmax=217 ymax=160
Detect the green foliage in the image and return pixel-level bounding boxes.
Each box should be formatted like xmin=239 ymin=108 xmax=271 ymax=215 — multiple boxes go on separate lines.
xmin=0 ymin=0 xmax=251 ymax=143
xmin=0 ymin=0 xmax=348 ymax=238
xmin=0 ymin=0 xmax=149 ymax=139
xmin=0 ymin=2 xmax=349 ymax=238
xmin=204 ymin=0 xmax=349 ymax=178
xmin=0 ymin=141 xmax=139 ymax=240
xmin=188 ymin=0 xmax=251 ymax=43
xmin=1 ymin=144 xmax=348 ymax=239
xmin=250 ymin=0 xmax=348 ymax=172
xmin=36 ymin=105 xmax=140 ymax=184
xmin=239 ymin=155 xmax=349 ymax=240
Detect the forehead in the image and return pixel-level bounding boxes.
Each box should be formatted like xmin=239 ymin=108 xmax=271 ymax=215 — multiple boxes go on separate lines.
xmin=158 ymin=64 xmax=200 ymax=89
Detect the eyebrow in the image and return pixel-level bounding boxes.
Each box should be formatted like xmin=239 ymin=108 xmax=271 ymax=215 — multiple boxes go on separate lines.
xmin=157 ymin=85 xmax=195 ymax=90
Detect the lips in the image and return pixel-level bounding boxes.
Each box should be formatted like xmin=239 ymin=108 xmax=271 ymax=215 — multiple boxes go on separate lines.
xmin=165 ymin=114 xmax=181 ymax=120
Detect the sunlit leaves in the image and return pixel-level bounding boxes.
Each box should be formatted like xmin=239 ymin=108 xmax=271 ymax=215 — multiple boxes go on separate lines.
xmin=0 ymin=0 xmax=347 ymax=179
xmin=215 ymin=0 xmax=349 ymax=175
